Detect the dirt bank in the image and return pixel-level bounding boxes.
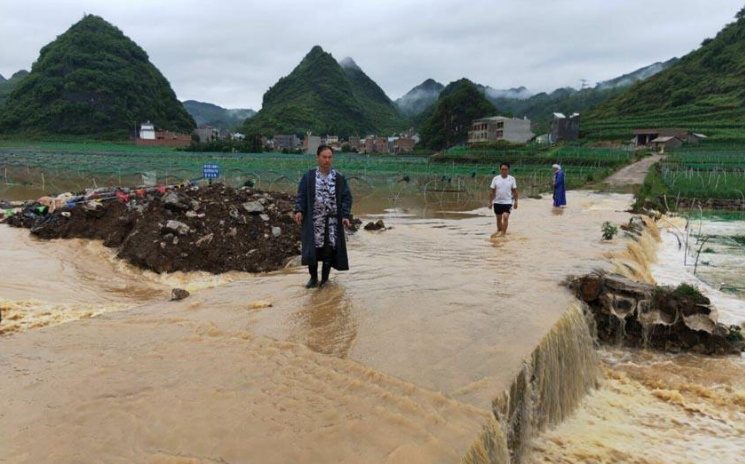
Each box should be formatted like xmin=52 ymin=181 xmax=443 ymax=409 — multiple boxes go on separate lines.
xmin=4 ymin=183 xmax=302 ymax=274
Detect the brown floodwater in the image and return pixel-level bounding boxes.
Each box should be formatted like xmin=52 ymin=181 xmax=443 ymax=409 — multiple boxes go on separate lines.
xmin=3 ymin=189 xmax=742 ymax=463
xmin=0 ymin=190 xmax=632 ymax=463
xmin=526 ymin=349 xmax=745 ymax=464
xmin=525 ymin=217 xmax=745 ymax=464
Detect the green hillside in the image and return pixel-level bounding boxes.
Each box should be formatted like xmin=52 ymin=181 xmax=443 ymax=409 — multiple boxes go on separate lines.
xmin=584 ymin=8 xmax=745 ymax=141
xmin=0 ymin=15 xmax=194 ymax=139
xmin=0 ymin=70 xmax=29 ymax=109
xmin=339 ymin=57 xmax=407 ymax=133
xmin=183 ymin=100 xmax=255 ymax=130
xmin=491 ymin=87 xmax=625 ymax=129
xmin=420 ymin=79 xmax=497 ymax=150
xmin=242 ymin=46 xmax=405 ymax=137
xmin=395 ymin=78 xmax=445 ymax=118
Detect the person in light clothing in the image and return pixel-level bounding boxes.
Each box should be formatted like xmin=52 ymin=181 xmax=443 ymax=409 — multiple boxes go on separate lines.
xmin=488 ymin=162 xmax=518 ymax=235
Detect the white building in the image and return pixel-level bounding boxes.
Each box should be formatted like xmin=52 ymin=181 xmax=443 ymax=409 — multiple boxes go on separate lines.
xmin=139 ymin=121 xmax=155 ymax=140
xmin=467 ymin=116 xmax=535 ymax=144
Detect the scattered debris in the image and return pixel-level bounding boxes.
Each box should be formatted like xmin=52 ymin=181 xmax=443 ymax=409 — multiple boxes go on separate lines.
xmin=242 ymin=201 xmax=265 ymax=214
xmin=364 ymin=220 xmax=386 ymax=231
xmin=171 ymin=288 xmax=191 ymax=301
xmin=249 ymin=300 xmax=273 ymax=309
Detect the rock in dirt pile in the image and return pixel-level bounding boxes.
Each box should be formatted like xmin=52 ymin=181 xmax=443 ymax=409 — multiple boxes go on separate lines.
xmin=3 ymin=184 xmax=301 ymax=274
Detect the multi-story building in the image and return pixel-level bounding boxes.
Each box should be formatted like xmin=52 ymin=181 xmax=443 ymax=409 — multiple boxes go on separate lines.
xmin=467 ymin=116 xmax=535 ymax=144
xmin=348 ymin=136 xmax=362 ymax=152
xmin=374 ymin=136 xmax=388 ymax=154
xmin=274 ymin=134 xmax=300 ymax=151
xmin=303 ymin=135 xmax=321 ymax=155
xmin=395 ymin=137 xmax=416 ymax=154
xmin=549 ymin=113 xmax=580 ymax=143
xmin=193 ymin=125 xmax=217 ymax=143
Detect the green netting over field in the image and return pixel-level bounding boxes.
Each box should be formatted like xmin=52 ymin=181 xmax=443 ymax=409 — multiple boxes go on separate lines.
xmin=0 ymin=143 xmax=636 ymax=208
xmin=660 ymin=147 xmax=745 ymax=200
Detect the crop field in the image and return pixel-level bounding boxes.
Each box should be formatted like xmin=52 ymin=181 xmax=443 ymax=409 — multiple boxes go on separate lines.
xmin=660 ymin=148 xmax=745 ymax=200
xmin=438 ymin=144 xmax=634 ymax=189
xmin=582 ymin=105 xmax=745 ymax=143
xmin=0 ymin=143 xmax=636 ymax=209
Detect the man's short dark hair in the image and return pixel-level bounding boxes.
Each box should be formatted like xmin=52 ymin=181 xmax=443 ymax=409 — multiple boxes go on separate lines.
xmin=317 ymin=144 xmax=333 ymax=156
xmin=501 ymin=162 xmax=510 ymax=169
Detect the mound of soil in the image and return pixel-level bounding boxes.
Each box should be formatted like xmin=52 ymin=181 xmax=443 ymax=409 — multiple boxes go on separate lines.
xmin=6 ymin=184 xmax=302 ymax=274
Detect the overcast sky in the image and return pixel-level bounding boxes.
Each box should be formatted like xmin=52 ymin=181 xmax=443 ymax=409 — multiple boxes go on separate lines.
xmin=1 ymin=0 xmax=742 ymax=109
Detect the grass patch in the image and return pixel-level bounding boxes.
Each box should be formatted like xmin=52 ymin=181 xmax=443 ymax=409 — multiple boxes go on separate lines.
xmin=672 ymin=283 xmax=705 ymax=299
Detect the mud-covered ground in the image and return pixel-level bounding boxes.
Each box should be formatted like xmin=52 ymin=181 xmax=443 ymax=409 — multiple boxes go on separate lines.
xmin=4 ymin=184 xmax=302 ymax=274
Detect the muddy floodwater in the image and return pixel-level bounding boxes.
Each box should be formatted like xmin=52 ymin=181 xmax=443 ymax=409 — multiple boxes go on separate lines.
xmin=1 ymin=189 xmax=743 ymax=463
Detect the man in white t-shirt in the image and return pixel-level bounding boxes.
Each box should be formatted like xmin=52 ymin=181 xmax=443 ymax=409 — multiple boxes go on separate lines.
xmin=488 ymin=162 xmax=518 ymax=235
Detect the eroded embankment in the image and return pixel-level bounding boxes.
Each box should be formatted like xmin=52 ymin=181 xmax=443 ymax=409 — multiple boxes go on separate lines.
xmin=520 ymin=214 xmax=745 ymax=464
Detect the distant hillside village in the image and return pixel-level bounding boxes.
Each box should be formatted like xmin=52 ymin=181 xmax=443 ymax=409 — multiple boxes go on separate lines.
xmin=136 ymin=112 xmax=704 ymax=154
xmin=137 ymin=120 xmax=423 ymax=155
xmin=136 ymin=113 xmax=579 ymax=154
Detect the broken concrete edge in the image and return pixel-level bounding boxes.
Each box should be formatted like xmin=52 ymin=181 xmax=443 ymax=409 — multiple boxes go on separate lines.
xmin=566 ymin=271 xmax=744 ymax=355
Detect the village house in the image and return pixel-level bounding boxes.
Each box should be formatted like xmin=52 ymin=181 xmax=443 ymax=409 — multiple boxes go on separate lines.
xmin=651 ymin=136 xmax=684 ymax=152
xmin=136 ymin=121 xmax=190 ymax=147
xmin=387 ymin=136 xmax=398 ymax=154
xmin=363 ymin=137 xmax=373 ymax=154
xmin=274 ymin=134 xmax=300 ymax=151
xmin=549 ymin=113 xmax=580 ymax=143
xmin=467 ymin=116 xmax=535 ymax=144
xmin=303 ymin=134 xmax=321 ymax=155
xmin=193 ymin=125 xmax=217 ymax=143
xmin=139 ymin=121 xmax=155 ymax=140
xmin=394 ymin=137 xmax=416 ymax=154
xmin=633 ymin=129 xmax=706 ymax=148
xmin=348 ymin=136 xmax=362 ymax=152
xmin=374 ymin=136 xmax=389 ymax=154
xmin=399 ymin=129 xmax=421 ymax=145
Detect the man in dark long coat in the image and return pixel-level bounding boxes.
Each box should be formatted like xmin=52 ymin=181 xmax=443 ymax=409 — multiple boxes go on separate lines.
xmin=294 ymin=145 xmax=353 ymax=288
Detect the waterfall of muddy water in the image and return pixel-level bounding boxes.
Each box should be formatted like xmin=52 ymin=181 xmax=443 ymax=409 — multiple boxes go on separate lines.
xmin=0 ymin=191 xmax=633 ymax=463
xmin=524 ymin=217 xmax=745 ymax=464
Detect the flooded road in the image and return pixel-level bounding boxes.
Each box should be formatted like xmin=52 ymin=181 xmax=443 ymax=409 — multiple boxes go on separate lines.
xmin=0 ymin=190 xmax=673 ymax=463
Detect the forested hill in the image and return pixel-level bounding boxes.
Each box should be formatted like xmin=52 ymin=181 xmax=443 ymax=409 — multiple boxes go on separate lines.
xmin=0 ymin=15 xmax=194 ymax=139
xmin=584 ymin=7 xmax=745 ymax=141
xmin=420 ymin=78 xmax=497 ymax=150
xmin=183 ymin=100 xmax=255 ymax=130
xmin=0 ymin=70 xmax=29 ymax=109
xmin=241 ymin=46 xmax=405 ymax=137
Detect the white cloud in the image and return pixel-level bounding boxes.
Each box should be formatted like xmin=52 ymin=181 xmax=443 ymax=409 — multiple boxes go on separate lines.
xmin=0 ymin=0 xmax=741 ymax=109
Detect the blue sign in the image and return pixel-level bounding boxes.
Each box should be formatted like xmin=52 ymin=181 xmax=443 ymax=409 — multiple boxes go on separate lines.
xmin=203 ymin=163 xmax=220 ymax=179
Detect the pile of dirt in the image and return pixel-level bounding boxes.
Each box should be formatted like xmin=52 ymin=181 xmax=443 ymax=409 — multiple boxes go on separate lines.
xmin=5 ymin=184 xmax=302 ymax=274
